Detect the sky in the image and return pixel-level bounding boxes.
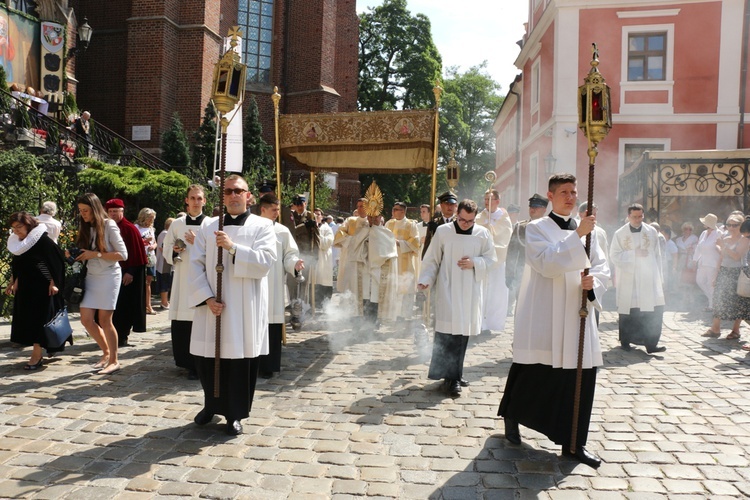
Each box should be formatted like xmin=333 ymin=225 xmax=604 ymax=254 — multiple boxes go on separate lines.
xmin=355 ymin=0 xmax=529 ymax=93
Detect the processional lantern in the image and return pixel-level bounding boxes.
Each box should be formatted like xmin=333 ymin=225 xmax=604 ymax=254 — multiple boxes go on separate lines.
xmin=570 ymin=43 xmax=612 ymax=455
xmin=209 ymin=26 xmax=247 ymax=397
xmin=446 ymin=149 xmax=460 ymax=191
xmin=577 ymin=44 xmax=612 ymax=148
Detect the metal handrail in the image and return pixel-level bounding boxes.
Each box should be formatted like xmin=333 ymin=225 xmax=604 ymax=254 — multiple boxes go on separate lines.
xmin=0 ymin=88 xmax=172 ymax=170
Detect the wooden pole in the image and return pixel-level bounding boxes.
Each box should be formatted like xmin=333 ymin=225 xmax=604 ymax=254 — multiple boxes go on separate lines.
xmin=213 ymin=116 xmax=229 ymax=398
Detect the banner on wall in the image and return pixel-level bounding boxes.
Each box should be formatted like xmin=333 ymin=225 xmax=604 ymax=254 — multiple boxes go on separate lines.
xmin=0 ymin=7 xmax=41 ymax=91
xmin=40 ymin=21 xmax=64 ymax=115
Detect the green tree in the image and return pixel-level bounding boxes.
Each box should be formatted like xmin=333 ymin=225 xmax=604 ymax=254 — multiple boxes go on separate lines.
xmin=358 ymin=0 xmax=442 ymax=111
xmin=193 ymin=102 xmax=218 ymax=179
xmin=242 ymin=95 xmax=274 ymax=183
xmin=161 ymin=112 xmax=192 ymax=170
xmin=439 ymin=63 xmax=503 ymax=201
xmin=77 ymin=159 xmax=191 ymax=230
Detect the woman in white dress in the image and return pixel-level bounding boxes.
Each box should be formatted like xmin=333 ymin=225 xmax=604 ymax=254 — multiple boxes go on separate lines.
xmin=135 ymin=208 xmax=158 ymax=314
xmin=72 ymin=193 xmax=127 ymax=374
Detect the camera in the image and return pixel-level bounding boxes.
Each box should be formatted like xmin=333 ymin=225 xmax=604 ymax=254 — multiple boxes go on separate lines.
xmin=66 ymin=247 xmax=81 ymax=265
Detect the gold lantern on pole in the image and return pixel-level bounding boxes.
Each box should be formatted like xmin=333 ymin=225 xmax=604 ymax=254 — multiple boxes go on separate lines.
xmin=446 ymin=149 xmax=460 ymax=192
xmin=209 ymin=26 xmax=247 ymax=397
xmin=570 ymin=43 xmax=612 ymax=454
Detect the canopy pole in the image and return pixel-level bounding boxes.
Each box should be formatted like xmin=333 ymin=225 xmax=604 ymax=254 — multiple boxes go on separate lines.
xmin=430 ymin=82 xmax=443 ymax=214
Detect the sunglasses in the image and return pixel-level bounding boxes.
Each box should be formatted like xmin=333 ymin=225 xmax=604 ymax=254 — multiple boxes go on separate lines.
xmin=726 ymin=223 xmax=741 ymax=227
xmin=223 ymin=188 xmax=247 ymax=196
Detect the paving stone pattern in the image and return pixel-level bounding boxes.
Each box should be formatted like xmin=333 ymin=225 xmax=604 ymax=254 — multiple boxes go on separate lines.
xmin=1 ymin=303 xmax=749 ymax=498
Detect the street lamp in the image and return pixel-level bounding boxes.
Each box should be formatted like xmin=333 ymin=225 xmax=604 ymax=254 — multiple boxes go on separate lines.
xmin=66 ymin=17 xmax=93 ymax=60
xmin=544 ymin=152 xmax=557 ymax=176
xmin=209 ymin=26 xmax=247 ymax=397
xmin=570 ymin=43 xmax=612 ymax=455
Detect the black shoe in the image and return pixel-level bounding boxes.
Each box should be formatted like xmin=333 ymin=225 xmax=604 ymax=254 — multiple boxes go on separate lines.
xmin=226 ymin=420 xmax=243 ymax=435
xmin=620 ymin=342 xmax=631 ymax=351
xmin=193 ymin=408 xmax=214 ymax=426
xmin=259 ymin=370 xmax=273 ymax=379
xmin=459 ymin=378 xmax=469 ymax=387
xmin=187 ymin=370 xmax=199 ymax=380
xmin=646 ymin=346 xmax=666 ymax=354
xmin=448 ymin=379 xmax=461 ymax=398
xmin=561 ymin=446 xmax=601 ymax=469
xmin=504 ymin=418 xmax=521 ymax=445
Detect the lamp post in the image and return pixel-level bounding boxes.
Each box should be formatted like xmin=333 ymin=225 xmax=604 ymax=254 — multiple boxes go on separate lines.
xmin=544 ymin=152 xmax=557 ymax=176
xmin=570 ymin=43 xmax=612 ymax=454
xmin=209 ymin=26 xmax=247 ymax=397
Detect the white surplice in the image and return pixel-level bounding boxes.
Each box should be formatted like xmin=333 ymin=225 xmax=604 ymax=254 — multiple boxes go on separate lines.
xmin=418 ymin=222 xmax=496 ymax=336
xmin=164 ymin=214 xmax=211 ymax=322
xmin=334 ymin=216 xmax=369 ymax=297
xmin=385 ymin=217 xmax=420 ymax=318
xmin=269 ymin=223 xmax=300 ymax=324
xmin=315 ymin=222 xmax=334 ymax=287
xmin=189 ymin=214 xmax=277 ymax=359
xmin=512 ymin=217 xmax=610 ymax=369
xmin=366 ymin=225 xmax=399 ymax=321
xmin=609 ymin=223 xmax=665 ymax=314
xmin=476 ymin=207 xmax=513 ymax=331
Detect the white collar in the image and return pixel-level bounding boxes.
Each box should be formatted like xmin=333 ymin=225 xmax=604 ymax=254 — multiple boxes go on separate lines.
xmin=8 ymin=225 xmax=46 ymax=256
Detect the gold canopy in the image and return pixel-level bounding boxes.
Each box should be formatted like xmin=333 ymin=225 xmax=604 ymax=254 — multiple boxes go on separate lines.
xmin=278 ymin=109 xmax=437 ymax=174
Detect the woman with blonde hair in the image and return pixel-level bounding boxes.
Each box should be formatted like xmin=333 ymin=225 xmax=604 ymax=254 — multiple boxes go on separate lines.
xmin=135 ymin=207 xmax=158 ymax=314
xmin=71 ymin=193 xmax=128 ymax=374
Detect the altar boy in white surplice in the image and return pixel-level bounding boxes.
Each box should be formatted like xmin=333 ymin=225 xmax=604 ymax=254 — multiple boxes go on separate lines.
xmin=418 ymin=199 xmax=496 ymax=398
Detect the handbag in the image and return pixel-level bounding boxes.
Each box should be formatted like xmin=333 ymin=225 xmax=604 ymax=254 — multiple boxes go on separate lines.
xmin=737 ymin=267 xmax=750 ymax=298
xmin=43 ymin=301 xmax=73 ymax=349
xmin=64 ymin=261 xmax=88 ymax=305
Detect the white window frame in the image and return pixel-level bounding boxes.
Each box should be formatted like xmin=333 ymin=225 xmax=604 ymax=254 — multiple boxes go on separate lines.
xmin=529 ymin=152 xmax=540 ymax=198
xmin=620 ymin=24 xmax=675 ymax=115
xmin=531 ymin=58 xmax=541 ymax=117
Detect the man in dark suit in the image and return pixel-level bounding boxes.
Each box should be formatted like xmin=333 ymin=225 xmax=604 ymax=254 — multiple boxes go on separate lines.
xmin=422 ymin=191 xmax=458 ymax=258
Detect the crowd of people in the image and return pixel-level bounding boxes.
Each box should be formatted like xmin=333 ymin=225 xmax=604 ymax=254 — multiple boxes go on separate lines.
xmin=5 ymin=172 xmax=750 ymax=462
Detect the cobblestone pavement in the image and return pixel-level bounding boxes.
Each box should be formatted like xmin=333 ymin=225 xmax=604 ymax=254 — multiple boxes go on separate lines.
xmin=1 ymin=299 xmax=750 ymax=499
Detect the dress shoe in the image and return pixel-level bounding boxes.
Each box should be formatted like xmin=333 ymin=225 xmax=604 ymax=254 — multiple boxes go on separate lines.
xmin=226 ymin=420 xmax=243 ymax=435
xmin=259 ymin=370 xmax=273 ymax=379
xmin=562 ymin=446 xmax=601 ymax=469
xmin=646 ymin=345 xmax=666 ymax=354
xmin=448 ymin=379 xmax=461 ymax=397
xmin=459 ymin=378 xmax=469 ymax=387
xmin=193 ymin=408 xmax=214 ymax=426
xmin=187 ymin=370 xmax=199 ymax=380
xmin=620 ymin=342 xmax=631 ymax=351
xmin=504 ymin=418 xmax=521 ymax=445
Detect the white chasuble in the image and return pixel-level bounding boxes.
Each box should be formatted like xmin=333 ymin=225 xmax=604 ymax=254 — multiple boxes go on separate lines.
xmin=512 ymin=217 xmax=610 ymax=369
xmin=367 ymin=225 xmax=399 ymax=321
xmin=477 ymin=207 xmax=513 ymax=331
xmin=610 ymin=223 xmax=665 ymax=314
xmin=189 ymin=214 xmax=277 ymax=359
xmin=418 ymin=222 xmax=496 ymax=336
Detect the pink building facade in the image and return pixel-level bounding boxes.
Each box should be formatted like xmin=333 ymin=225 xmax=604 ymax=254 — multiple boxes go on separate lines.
xmin=493 ymin=0 xmax=750 ymax=226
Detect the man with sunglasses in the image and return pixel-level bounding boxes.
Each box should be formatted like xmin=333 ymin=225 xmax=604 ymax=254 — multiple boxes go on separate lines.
xmin=189 ymin=174 xmax=277 ymax=436
xmin=418 ymin=199 xmax=496 ymax=398
xmin=610 ymin=203 xmax=666 ymax=355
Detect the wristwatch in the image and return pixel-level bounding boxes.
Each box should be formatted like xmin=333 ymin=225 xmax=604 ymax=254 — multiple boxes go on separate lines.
xmin=97 ymin=252 xmax=102 ymax=258
xmin=228 ymin=245 xmax=237 ymax=256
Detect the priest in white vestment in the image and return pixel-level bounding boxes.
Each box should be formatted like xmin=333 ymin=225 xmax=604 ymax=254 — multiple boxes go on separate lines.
xmin=498 ymin=173 xmax=610 ymax=469
xmin=313 ymin=208 xmax=334 ymax=309
xmin=189 ymin=175 xmax=277 ymax=436
xmin=164 ymin=184 xmax=209 ymax=380
xmin=476 ymin=189 xmax=513 ymax=333
xmin=610 ymin=203 xmax=666 ymax=353
xmin=418 ymin=199 xmax=496 ymax=398
xmin=258 ymin=193 xmax=304 ymax=378
xmin=385 ymin=202 xmax=420 ymax=320
xmin=334 ymin=198 xmax=372 ymax=316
